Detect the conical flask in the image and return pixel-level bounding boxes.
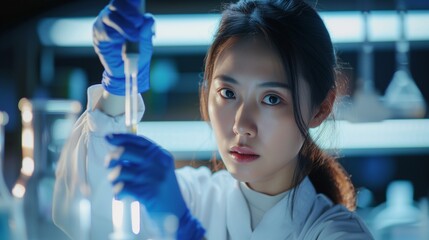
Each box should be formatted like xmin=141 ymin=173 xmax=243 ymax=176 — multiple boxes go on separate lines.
xmin=384 ymin=4 xmax=427 ymax=118
xmin=371 ymin=180 xmax=423 ymax=240
xmin=339 ymin=8 xmax=391 ymax=122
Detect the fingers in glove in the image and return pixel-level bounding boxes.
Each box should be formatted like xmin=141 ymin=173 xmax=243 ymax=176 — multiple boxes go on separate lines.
xmin=105 ymin=133 xmax=174 ymax=169
xmin=108 ymin=164 xmax=166 ymax=185
xmin=110 ymin=0 xmax=142 ymax=21
xmin=114 ymin=181 xmax=158 ymax=201
xmin=111 ymin=144 xmax=162 ymax=169
xmin=93 ymin=8 xmax=124 ymax=46
xmin=104 ymin=146 xmax=125 ymax=168
xmin=140 ymin=14 xmax=155 ymax=40
xmin=104 ymin=8 xmax=142 ymax=41
xmin=106 ymin=134 xmax=172 ymax=159
xmin=106 ymin=133 xmax=154 ymax=147
xmin=138 ymin=14 xmax=155 ymax=64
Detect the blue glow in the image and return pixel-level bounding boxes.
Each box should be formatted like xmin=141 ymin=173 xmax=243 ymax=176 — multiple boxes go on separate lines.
xmin=150 ymin=59 xmax=179 ymax=93
xmin=38 ymin=11 xmax=429 ymax=47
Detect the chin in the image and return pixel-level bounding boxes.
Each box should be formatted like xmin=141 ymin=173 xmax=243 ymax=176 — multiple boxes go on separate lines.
xmin=221 ymin=153 xmax=258 ymax=181
xmin=224 ymin=164 xmax=257 ymax=183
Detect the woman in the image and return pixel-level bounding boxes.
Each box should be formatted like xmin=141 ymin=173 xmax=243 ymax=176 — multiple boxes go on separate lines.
xmin=52 ymin=0 xmax=374 ymax=239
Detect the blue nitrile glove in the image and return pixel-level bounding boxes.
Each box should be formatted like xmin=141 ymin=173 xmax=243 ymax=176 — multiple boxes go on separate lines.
xmin=93 ymin=0 xmax=154 ymax=95
xmin=105 ymin=133 xmax=206 ymax=240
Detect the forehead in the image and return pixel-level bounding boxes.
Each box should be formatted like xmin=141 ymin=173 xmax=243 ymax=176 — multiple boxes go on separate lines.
xmin=213 ymin=38 xmax=286 ymax=83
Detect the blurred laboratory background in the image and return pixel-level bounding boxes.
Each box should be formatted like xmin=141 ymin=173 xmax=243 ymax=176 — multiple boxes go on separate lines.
xmin=0 ymin=0 xmax=429 ymax=239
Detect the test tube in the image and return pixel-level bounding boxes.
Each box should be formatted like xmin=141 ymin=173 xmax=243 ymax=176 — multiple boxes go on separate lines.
xmin=110 ymin=1 xmax=145 ymax=239
xmin=109 ymin=52 xmax=140 ymax=240
xmin=124 ymin=53 xmax=139 ymax=134
xmin=124 ymin=0 xmax=146 ymax=134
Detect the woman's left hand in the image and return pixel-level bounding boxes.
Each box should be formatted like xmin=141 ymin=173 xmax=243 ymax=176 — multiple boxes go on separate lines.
xmin=105 ymin=133 xmax=205 ymax=240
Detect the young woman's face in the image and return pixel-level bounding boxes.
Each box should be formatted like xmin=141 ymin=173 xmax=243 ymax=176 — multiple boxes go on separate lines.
xmin=208 ymin=40 xmax=315 ymax=194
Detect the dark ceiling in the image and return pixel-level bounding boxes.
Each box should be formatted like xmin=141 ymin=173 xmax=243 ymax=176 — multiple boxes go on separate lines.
xmin=2 ymin=0 xmax=429 ymax=36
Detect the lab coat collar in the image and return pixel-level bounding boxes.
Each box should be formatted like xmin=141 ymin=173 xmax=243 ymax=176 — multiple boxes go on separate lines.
xmin=226 ymin=181 xmax=253 ymax=239
xmin=226 ymin=177 xmax=316 ymax=239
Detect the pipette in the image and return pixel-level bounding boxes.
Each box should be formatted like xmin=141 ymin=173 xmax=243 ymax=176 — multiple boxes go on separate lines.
xmin=110 ymin=1 xmax=145 ymax=239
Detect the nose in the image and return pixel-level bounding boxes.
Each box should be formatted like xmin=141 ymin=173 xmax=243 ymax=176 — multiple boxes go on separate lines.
xmin=233 ymin=104 xmax=257 ymax=138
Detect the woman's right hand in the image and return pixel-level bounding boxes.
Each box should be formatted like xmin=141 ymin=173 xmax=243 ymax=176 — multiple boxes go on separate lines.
xmin=93 ymin=0 xmax=155 ymax=96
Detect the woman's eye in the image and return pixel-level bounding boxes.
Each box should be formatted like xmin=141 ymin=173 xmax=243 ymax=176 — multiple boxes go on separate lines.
xmin=219 ymin=89 xmax=235 ymax=99
xmin=262 ymin=95 xmax=281 ymax=105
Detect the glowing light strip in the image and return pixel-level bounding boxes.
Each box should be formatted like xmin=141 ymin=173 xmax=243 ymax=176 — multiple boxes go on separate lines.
xmin=137 ymin=121 xmax=216 ymax=152
xmin=335 ymin=120 xmax=429 ymax=149
xmin=38 ymin=11 xmax=429 ymax=47
xmin=138 ymin=119 xmax=429 ymax=159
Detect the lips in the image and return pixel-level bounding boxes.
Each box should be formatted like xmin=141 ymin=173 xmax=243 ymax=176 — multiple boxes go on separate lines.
xmin=229 ymin=146 xmax=260 ymax=163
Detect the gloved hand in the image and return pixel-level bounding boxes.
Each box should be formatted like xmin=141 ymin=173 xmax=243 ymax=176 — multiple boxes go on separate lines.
xmin=93 ymin=0 xmax=154 ymax=95
xmin=105 ymin=133 xmax=206 ymax=240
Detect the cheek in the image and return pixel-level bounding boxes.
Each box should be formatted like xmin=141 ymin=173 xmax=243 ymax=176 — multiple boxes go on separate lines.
xmin=208 ymin=92 xmax=231 ymax=137
xmin=261 ymin=115 xmax=305 ymax=157
xmin=207 ymin=91 xmax=217 ymax=125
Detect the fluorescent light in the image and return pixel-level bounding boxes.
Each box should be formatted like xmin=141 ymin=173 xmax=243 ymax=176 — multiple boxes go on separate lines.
xmin=407 ymin=10 xmax=429 ymax=41
xmin=38 ymin=18 xmax=95 ymax=47
xmin=38 ymin=11 xmax=429 ymax=47
xmin=138 ymin=119 xmax=429 ymax=159
xmin=321 ymin=11 xmax=364 ymax=43
xmin=327 ymin=119 xmax=429 ymax=156
xmin=153 ymin=14 xmax=219 ymax=46
xmin=320 ymin=10 xmax=429 ymax=43
xmin=137 ymin=121 xmax=216 ymax=160
xmin=38 ymin=14 xmax=220 ymax=47
xmin=366 ymin=11 xmax=399 ymax=42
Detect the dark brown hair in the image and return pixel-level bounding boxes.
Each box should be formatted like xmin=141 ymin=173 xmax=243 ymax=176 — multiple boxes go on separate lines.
xmin=199 ymin=0 xmax=356 ymax=211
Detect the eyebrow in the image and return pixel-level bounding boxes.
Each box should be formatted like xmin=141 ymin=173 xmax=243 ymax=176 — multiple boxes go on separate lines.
xmin=214 ymin=74 xmax=290 ymax=89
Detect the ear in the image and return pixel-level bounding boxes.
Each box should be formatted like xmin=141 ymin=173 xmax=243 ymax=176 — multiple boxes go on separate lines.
xmin=309 ymin=89 xmax=336 ymax=128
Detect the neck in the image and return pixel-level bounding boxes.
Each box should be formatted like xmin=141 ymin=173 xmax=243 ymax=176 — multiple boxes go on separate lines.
xmin=246 ymin=160 xmax=298 ymax=196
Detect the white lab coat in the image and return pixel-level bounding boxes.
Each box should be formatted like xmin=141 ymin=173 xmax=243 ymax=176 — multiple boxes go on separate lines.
xmin=52 ymin=84 xmax=374 ymax=240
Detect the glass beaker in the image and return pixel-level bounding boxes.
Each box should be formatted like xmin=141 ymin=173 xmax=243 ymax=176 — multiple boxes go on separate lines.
xmin=17 ymin=98 xmax=82 ymax=240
